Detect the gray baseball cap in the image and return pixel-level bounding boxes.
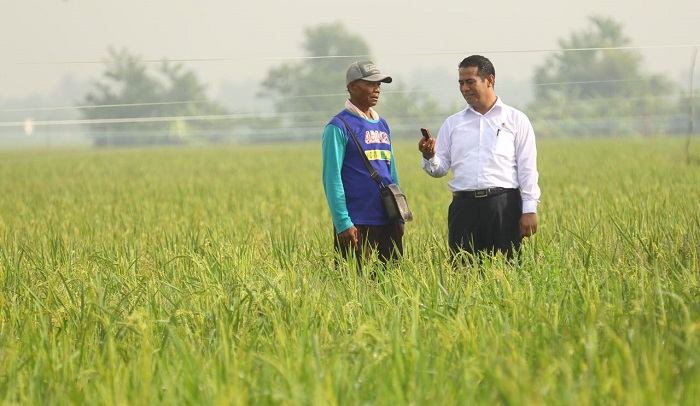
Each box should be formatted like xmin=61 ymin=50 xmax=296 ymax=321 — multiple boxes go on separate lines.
xmin=346 ymin=60 xmax=393 ymax=85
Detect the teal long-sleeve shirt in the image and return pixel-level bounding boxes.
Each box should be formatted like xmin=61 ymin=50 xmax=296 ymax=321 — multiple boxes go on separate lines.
xmin=321 ymin=119 xmax=400 ymax=233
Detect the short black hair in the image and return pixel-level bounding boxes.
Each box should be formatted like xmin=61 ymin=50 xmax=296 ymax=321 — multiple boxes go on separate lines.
xmin=458 ymin=55 xmax=495 ymax=79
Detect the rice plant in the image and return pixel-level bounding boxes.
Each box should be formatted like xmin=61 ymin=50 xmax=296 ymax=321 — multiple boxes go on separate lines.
xmin=0 ymin=137 xmax=698 ymax=405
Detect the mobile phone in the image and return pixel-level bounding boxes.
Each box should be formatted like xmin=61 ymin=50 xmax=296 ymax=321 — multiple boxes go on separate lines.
xmin=420 ymin=127 xmax=431 ymax=139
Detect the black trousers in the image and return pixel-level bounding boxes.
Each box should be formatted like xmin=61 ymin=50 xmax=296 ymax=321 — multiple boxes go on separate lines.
xmin=448 ymin=189 xmax=522 ymax=260
xmin=334 ymin=222 xmax=404 ymax=265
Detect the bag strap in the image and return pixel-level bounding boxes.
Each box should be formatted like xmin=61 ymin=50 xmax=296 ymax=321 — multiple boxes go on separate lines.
xmin=336 ymin=115 xmax=386 ymax=188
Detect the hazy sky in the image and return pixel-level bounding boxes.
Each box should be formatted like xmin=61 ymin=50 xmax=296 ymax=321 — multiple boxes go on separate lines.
xmin=1 ymin=0 xmax=698 ymax=104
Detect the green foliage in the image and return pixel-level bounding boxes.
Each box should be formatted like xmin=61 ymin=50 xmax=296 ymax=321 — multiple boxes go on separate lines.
xmin=530 ymin=16 xmax=682 ymax=137
xmin=380 ymin=82 xmax=449 ymax=138
xmin=258 ymin=23 xmax=449 ymax=136
xmin=258 ymin=23 xmax=370 ymax=134
xmin=81 ymin=47 xmax=232 ymax=146
xmin=1 ymin=138 xmax=699 ymax=404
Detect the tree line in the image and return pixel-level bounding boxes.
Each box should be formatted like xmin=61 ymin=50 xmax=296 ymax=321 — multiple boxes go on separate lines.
xmin=80 ymin=16 xmax=697 ymax=146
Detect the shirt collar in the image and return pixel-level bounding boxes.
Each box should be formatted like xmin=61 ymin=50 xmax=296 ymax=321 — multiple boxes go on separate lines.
xmin=466 ymin=96 xmax=503 ymax=116
xmin=345 ymin=99 xmax=379 ymax=120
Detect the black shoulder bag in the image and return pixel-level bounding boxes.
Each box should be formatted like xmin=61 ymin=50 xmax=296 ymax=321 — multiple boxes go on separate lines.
xmin=336 ymin=116 xmax=413 ymax=222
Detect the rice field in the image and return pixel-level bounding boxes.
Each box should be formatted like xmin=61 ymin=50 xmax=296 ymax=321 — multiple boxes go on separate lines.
xmin=0 ymin=137 xmax=699 ymax=405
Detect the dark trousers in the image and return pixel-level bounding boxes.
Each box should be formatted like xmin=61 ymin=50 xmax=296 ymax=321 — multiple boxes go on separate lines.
xmin=448 ymin=189 xmax=522 ymax=261
xmin=334 ymin=222 xmax=404 ymax=265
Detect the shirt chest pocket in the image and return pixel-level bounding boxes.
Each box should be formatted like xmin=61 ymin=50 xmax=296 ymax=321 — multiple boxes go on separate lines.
xmin=494 ymin=130 xmax=515 ymax=158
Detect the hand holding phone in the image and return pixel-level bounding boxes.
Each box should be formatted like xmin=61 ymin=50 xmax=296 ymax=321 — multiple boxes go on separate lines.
xmin=418 ymin=127 xmax=435 ymax=159
xmin=420 ymin=127 xmax=431 ymax=139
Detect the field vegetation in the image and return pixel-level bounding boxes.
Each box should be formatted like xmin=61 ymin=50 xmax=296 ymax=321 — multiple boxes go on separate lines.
xmin=0 ymin=137 xmax=698 ymax=405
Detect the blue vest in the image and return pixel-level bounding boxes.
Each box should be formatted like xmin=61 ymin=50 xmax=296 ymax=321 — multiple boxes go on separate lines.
xmin=330 ymin=111 xmax=395 ymax=225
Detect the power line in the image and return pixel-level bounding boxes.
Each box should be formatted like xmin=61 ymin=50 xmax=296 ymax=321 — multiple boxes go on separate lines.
xmin=0 ymin=100 xmax=209 ymax=113
xmin=2 ymin=45 xmax=697 ymax=129
xmin=0 ymin=110 xmax=314 ymax=128
xmin=0 ymin=78 xmax=674 ymax=115
xmin=15 ymin=44 xmax=700 ymax=65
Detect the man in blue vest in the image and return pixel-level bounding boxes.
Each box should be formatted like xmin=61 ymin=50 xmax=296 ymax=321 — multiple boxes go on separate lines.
xmin=322 ymin=60 xmax=404 ymax=266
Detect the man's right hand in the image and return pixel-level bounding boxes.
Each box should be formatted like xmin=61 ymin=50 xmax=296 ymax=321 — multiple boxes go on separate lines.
xmin=418 ymin=136 xmax=436 ymax=159
xmin=338 ymin=226 xmax=359 ymax=250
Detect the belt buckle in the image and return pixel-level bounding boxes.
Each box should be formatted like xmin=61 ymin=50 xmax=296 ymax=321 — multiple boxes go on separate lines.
xmin=474 ymin=189 xmax=488 ymax=198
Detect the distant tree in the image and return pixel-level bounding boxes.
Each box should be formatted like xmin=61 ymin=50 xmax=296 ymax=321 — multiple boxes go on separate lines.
xmin=258 ymin=23 xmax=447 ymax=139
xmin=379 ymin=82 xmax=448 ymax=137
xmin=257 ymin=23 xmax=368 ymax=137
xmin=529 ymin=16 xmax=680 ymax=137
xmin=81 ymin=47 xmax=231 ymax=146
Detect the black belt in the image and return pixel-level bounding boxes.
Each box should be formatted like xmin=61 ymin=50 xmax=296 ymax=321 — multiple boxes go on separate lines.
xmin=453 ymin=188 xmax=515 ymax=199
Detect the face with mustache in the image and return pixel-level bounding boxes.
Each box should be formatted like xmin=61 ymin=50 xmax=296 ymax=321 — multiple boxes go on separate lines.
xmin=458 ymin=66 xmax=496 ymax=115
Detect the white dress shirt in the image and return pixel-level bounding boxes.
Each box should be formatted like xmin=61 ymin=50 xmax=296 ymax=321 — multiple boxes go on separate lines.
xmin=422 ymin=97 xmax=540 ymax=213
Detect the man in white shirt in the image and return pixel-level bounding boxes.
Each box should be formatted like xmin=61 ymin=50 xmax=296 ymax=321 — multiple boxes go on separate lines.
xmin=418 ymin=55 xmax=540 ymax=262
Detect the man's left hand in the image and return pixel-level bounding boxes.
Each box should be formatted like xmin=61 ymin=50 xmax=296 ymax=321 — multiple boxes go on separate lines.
xmin=520 ymin=213 xmax=538 ymax=237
